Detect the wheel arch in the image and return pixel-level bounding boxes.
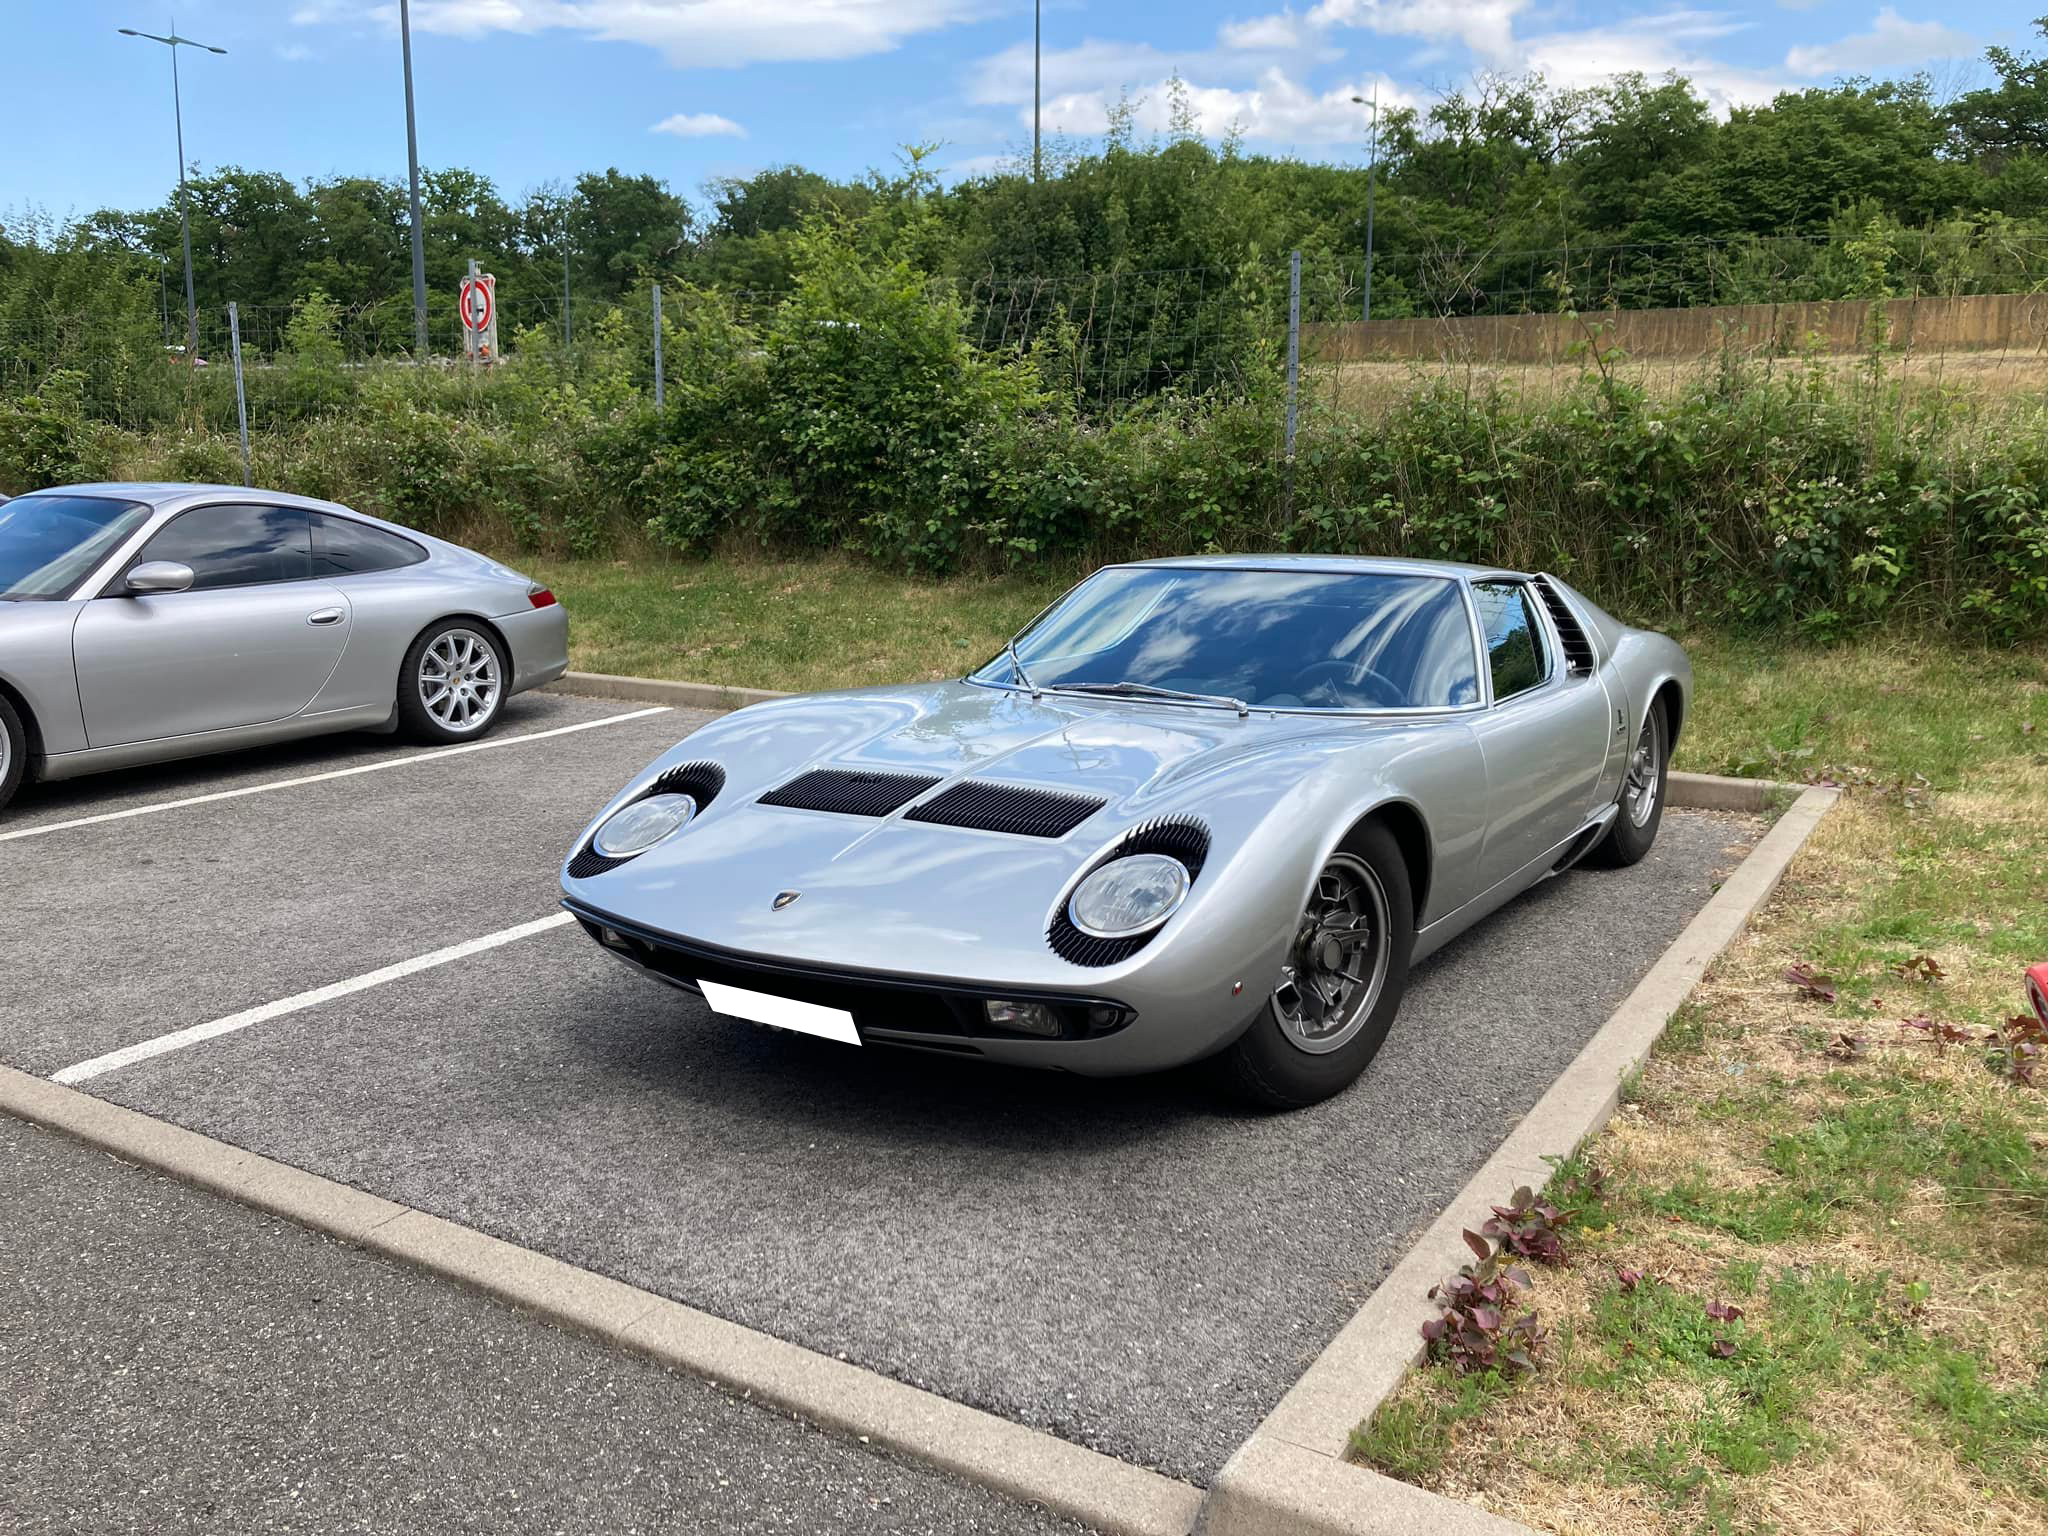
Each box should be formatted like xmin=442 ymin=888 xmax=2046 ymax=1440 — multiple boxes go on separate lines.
xmin=409 ymin=612 xmax=514 ymax=674
xmin=0 ymin=673 xmax=46 ymax=777
xmin=1651 ymin=676 xmax=1684 ymax=746
xmin=1337 ymin=797 xmax=1433 ymax=923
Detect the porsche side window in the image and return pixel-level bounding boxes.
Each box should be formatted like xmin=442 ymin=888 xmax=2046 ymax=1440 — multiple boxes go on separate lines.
xmin=1472 ymin=581 xmax=1550 ymax=702
xmin=311 ymin=513 xmax=428 ymax=576
xmin=132 ymin=504 xmax=313 ymax=591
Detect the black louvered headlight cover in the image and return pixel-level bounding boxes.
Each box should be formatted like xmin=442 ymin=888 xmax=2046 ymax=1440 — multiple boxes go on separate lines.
xmin=1047 ymin=818 xmax=1211 ymax=966
xmin=567 ymin=761 xmax=727 ymax=878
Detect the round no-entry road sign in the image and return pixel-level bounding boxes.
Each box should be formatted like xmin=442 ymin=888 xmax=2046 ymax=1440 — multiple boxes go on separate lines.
xmin=459 ymin=276 xmax=495 ymax=333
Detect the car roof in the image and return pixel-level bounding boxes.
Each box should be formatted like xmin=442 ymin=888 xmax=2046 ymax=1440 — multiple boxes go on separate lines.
xmin=1119 ymin=553 xmax=1528 ymax=581
xmin=22 ymin=482 xmax=356 ymax=515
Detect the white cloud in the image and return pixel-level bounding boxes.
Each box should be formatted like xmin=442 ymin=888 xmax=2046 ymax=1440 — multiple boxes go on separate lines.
xmin=1305 ymin=0 xmax=1531 ymax=69
xmin=968 ymin=38 xmax=1179 ymax=107
xmin=652 ymin=111 xmax=746 ymax=137
xmin=293 ymin=0 xmax=988 ymax=68
xmin=1039 ymin=68 xmax=1414 ymax=148
xmin=1517 ymin=14 xmax=1788 ymax=111
xmin=1784 ymin=7 xmax=1976 ymax=77
xmin=1218 ymin=8 xmax=1313 ymax=51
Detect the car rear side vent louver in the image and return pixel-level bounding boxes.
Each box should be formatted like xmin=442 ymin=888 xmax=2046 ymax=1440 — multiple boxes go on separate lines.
xmin=904 ymin=782 xmax=1106 ymax=838
xmin=1047 ymin=818 xmax=1212 ymax=967
xmin=567 ymin=760 xmax=728 ymax=879
xmin=1533 ymin=576 xmax=1597 ymax=675
xmin=758 ymin=767 xmax=943 ymax=818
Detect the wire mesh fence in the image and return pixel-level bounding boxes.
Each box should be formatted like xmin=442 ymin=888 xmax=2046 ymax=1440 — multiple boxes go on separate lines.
xmin=7 ymin=239 xmax=2048 ymax=455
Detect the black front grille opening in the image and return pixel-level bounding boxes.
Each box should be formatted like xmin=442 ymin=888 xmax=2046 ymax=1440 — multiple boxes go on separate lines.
xmin=759 ymin=767 xmax=943 ymax=818
xmin=566 ymin=760 xmax=727 ymax=879
xmin=1046 ymin=817 xmax=1213 ymax=967
xmin=574 ymin=916 xmax=1133 ymax=1042
xmin=1533 ymin=576 xmax=1596 ymax=674
xmin=905 ymin=781 xmax=1107 ymax=838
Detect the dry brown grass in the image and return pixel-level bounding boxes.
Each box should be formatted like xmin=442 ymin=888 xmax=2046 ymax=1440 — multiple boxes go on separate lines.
xmin=1352 ymin=737 xmax=2048 ymax=1535
xmin=1309 ymin=347 xmax=2048 ymax=413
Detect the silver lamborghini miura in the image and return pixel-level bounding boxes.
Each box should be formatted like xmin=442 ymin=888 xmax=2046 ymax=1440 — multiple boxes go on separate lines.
xmin=561 ymin=556 xmax=1689 ymax=1106
xmin=0 ymin=483 xmax=569 ymax=813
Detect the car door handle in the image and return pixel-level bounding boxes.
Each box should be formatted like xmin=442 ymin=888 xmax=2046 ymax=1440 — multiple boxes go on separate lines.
xmin=307 ymin=608 xmax=347 ymax=627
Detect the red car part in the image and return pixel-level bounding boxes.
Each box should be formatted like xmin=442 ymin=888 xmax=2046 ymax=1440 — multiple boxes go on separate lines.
xmin=2029 ymin=963 xmax=2048 ymax=1028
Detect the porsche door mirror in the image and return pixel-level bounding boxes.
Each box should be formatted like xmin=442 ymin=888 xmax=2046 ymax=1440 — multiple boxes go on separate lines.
xmin=124 ymin=560 xmax=196 ymax=595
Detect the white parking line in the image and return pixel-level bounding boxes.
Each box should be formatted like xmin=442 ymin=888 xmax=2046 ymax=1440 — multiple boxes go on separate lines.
xmin=50 ymin=912 xmax=575 ymax=1085
xmin=1 ymin=706 xmax=671 ymax=845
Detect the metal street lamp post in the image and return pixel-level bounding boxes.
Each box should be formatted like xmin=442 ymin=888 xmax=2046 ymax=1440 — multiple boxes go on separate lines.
xmin=400 ymin=0 xmax=430 ymax=355
xmin=119 ymin=24 xmax=225 ymax=364
xmin=1351 ymin=87 xmax=1380 ymax=325
xmin=1033 ymin=0 xmax=1042 ymax=182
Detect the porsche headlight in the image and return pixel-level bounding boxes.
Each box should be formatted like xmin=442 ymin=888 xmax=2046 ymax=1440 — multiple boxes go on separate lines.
xmin=1068 ymin=853 xmax=1191 ymax=938
xmin=593 ymin=792 xmax=698 ymax=858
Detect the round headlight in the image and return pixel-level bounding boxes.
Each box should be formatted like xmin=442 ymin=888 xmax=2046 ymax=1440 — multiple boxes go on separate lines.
xmin=593 ymin=792 xmax=698 ymax=858
xmin=1068 ymin=853 xmax=1191 ymax=939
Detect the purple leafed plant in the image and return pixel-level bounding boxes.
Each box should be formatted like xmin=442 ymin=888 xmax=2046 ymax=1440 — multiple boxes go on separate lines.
xmin=1784 ymin=962 xmax=1838 ymax=1003
xmin=1421 ymin=1229 xmax=1546 ymax=1375
xmin=1480 ymin=1185 xmax=1571 ymax=1265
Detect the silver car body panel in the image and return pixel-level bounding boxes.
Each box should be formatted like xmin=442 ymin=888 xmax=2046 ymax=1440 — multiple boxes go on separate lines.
xmin=0 ymin=482 xmax=569 ymax=784
xmin=561 ymin=555 xmax=1691 ymax=1076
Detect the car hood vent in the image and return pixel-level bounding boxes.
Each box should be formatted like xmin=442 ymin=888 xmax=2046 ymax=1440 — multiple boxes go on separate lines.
xmin=759 ymin=767 xmax=943 ymax=818
xmin=904 ymin=781 xmax=1106 ymax=838
xmin=568 ymin=760 xmax=727 ymax=879
xmin=1533 ymin=576 xmax=1597 ymax=674
xmin=1048 ymin=818 xmax=1212 ymax=966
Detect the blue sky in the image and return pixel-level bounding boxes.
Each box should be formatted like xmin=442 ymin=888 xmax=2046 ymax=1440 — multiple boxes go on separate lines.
xmin=5 ymin=1 xmax=2034 ymax=222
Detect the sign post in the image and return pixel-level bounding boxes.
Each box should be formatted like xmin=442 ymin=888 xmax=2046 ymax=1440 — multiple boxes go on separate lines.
xmin=459 ymin=259 xmax=498 ymax=364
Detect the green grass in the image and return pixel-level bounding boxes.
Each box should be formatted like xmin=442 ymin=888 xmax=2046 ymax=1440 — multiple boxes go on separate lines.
xmin=522 ymin=551 xmax=1069 ymax=694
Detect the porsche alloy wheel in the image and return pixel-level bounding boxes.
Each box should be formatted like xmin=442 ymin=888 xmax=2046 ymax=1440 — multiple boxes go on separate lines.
xmin=1272 ymin=854 xmax=1392 ymax=1057
xmin=398 ymin=621 xmax=508 ymax=744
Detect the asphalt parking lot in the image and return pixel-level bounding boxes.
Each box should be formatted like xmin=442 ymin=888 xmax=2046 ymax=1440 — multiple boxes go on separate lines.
xmin=0 ymin=686 xmax=1761 ymax=1488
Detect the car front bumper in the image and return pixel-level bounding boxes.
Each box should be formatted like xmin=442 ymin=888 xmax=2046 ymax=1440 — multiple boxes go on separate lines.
xmin=561 ymin=897 xmax=1259 ymax=1076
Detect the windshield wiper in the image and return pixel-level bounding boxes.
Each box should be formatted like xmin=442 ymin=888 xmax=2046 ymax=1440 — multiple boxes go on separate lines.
xmin=1005 ymin=639 xmax=1042 ymax=699
xmin=1054 ymin=680 xmax=1250 ymax=717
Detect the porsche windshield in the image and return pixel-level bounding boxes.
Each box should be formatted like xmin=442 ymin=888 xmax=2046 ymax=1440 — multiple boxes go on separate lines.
xmin=979 ymin=566 xmax=1482 ymax=711
xmin=0 ymin=494 xmax=152 ymax=599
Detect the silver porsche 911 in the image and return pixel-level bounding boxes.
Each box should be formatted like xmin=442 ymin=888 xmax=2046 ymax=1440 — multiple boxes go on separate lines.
xmin=561 ymin=556 xmax=1689 ymax=1107
xmin=0 ymin=483 xmax=568 ymax=812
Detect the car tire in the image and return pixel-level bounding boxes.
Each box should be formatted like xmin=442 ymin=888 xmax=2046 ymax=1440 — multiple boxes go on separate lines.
xmin=0 ymin=695 xmax=25 ymax=814
xmin=1216 ymin=822 xmax=1416 ymax=1110
xmin=397 ymin=620 xmax=509 ymax=744
xmin=1588 ymin=699 xmax=1668 ymax=868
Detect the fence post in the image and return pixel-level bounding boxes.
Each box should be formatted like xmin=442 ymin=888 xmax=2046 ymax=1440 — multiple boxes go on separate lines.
xmin=228 ymin=300 xmax=252 ymax=487
xmin=1284 ymin=249 xmax=1301 ymax=527
xmin=652 ymin=283 xmax=664 ymax=410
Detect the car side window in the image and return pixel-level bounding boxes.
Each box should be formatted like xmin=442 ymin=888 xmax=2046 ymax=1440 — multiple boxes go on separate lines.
xmin=311 ymin=512 xmax=428 ymax=576
xmin=1471 ymin=581 xmax=1550 ymax=702
xmin=133 ymin=504 xmax=312 ymax=592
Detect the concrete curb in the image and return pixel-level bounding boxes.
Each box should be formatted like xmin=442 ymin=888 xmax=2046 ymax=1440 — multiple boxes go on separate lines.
xmin=0 ymin=1065 xmax=1203 ymax=1536
xmin=1667 ymin=769 xmax=1799 ymax=814
xmin=1195 ymin=782 xmax=1839 ymax=1536
xmin=562 ymin=670 xmax=788 ymax=713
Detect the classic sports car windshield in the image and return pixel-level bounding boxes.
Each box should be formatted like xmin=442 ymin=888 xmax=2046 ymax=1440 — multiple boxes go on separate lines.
xmin=980 ymin=567 xmax=1483 ymax=711
xmin=0 ymin=494 xmax=151 ymax=599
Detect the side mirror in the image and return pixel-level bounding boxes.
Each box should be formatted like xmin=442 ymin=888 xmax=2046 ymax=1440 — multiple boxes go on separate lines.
xmin=125 ymin=560 xmax=196 ymax=595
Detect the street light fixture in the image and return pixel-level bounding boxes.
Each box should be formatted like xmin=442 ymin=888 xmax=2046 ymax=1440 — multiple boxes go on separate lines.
xmin=1350 ymin=87 xmax=1380 ymax=325
xmin=119 ymin=24 xmax=226 ymax=365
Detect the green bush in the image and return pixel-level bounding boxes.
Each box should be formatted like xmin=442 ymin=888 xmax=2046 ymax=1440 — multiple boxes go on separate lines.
xmin=0 ymin=370 xmax=115 ymax=490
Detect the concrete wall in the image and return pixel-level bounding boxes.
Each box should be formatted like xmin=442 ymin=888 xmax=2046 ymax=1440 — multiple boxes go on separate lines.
xmin=1307 ymin=292 xmax=2048 ymax=365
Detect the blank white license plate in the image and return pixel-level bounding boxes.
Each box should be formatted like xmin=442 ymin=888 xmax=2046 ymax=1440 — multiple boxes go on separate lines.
xmin=696 ymin=978 xmax=861 ymax=1046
